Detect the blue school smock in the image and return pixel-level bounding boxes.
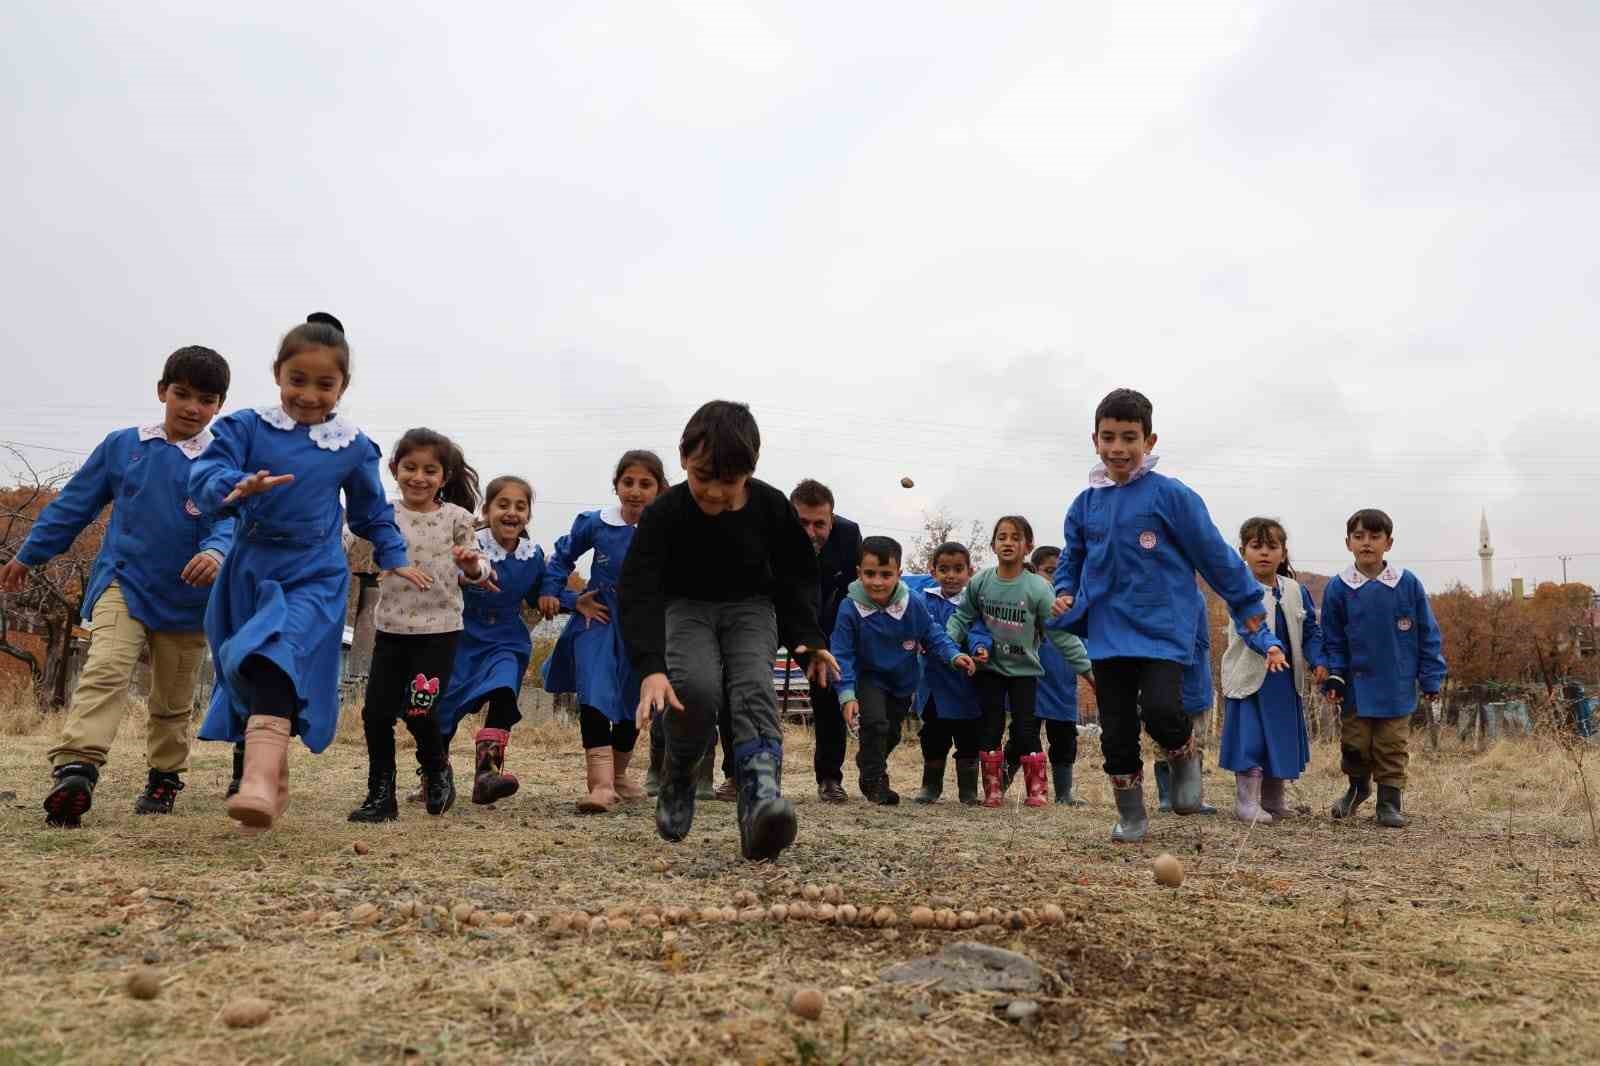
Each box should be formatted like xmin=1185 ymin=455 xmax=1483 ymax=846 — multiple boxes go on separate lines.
xmin=1055 ymin=459 xmax=1278 ymax=663
xmin=1320 ymin=564 xmax=1446 ymax=719
xmin=539 ymin=506 xmax=640 ymax=724
xmin=435 ymin=528 xmax=547 ymax=740
xmin=1037 ymin=610 xmax=1094 ymax=722
xmin=1221 ymin=583 xmax=1321 ymax=778
xmin=906 ymin=578 xmax=988 ymax=722
xmin=832 ymin=580 xmax=965 ymax=705
xmin=15 ymin=425 xmax=235 ymax=632
xmin=1181 ymin=598 xmax=1213 ymax=715
xmin=191 ymin=407 xmax=408 ymax=753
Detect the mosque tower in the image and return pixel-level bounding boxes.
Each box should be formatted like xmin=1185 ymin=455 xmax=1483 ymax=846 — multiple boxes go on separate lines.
xmin=1478 ymin=510 xmax=1495 ymax=595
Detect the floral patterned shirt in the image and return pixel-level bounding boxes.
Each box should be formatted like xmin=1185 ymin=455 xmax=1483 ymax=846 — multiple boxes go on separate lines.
xmin=376 ymin=501 xmax=485 ymax=635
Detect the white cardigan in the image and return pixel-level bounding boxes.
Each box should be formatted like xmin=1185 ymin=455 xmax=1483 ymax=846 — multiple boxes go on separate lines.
xmin=1221 ymin=574 xmax=1312 ymax=700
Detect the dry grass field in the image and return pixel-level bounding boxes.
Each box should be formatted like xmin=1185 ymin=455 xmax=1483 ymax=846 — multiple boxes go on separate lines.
xmin=2 ymin=686 xmax=1599 ymax=1065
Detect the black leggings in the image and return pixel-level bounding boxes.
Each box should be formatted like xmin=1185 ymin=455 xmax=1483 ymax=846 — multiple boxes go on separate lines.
xmin=241 ymin=656 xmax=296 ymax=719
xmin=976 ymin=673 xmax=1040 ymax=754
xmin=453 ymin=686 xmax=522 ymax=736
xmin=362 ymin=631 xmax=457 ymax=775
xmin=1043 ymin=719 xmax=1078 ymax=768
xmin=579 ymin=705 xmax=638 ymax=752
xmin=919 ymin=698 xmax=980 ymax=760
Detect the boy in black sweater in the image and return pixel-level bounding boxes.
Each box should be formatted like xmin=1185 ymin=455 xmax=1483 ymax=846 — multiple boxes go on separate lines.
xmin=620 ymin=401 xmax=840 ymax=860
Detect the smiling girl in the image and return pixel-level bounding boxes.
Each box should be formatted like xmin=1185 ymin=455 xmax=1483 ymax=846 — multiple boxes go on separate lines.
xmin=539 ymin=450 xmax=667 ymax=812
xmin=192 ymin=317 xmax=427 ymax=833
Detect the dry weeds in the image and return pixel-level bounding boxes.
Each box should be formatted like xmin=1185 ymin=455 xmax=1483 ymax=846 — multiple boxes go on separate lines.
xmin=1 ymin=697 xmax=1598 ymax=1065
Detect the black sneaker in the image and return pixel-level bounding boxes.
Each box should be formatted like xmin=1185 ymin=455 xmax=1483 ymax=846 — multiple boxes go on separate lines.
xmin=134 ymin=769 xmax=184 ymax=815
xmin=44 ymin=763 xmax=99 ymax=828
xmin=348 ymin=770 xmax=399 ymax=823
xmin=423 ymin=763 xmax=456 ymax=816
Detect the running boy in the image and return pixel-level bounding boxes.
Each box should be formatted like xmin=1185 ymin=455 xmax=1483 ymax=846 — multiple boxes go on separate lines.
xmin=1320 ymin=509 xmax=1446 ymax=828
xmin=832 ymin=536 xmax=975 ymax=805
xmin=2 ymin=346 xmax=234 ymax=826
xmin=1052 ymin=388 xmax=1284 ymax=842
xmin=620 ymin=400 xmax=839 ymax=861
xmin=908 ymin=542 xmax=990 ymax=805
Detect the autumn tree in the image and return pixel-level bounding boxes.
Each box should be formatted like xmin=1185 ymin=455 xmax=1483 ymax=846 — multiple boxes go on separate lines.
xmin=906 ymin=508 xmax=993 ymax=574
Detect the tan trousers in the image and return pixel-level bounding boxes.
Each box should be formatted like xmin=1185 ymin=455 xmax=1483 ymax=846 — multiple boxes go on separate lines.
xmin=1338 ymin=714 xmax=1409 ymax=789
xmin=48 ymin=582 xmax=209 ymax=772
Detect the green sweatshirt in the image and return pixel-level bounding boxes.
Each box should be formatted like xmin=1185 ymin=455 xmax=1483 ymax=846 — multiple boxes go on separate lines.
xmin=947 ymin=568 xmax=1090 ymax=678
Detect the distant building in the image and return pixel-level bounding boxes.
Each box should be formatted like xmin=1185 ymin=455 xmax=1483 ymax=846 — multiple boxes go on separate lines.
xmin=1478 ymin=510 xmax=1495 ymax=596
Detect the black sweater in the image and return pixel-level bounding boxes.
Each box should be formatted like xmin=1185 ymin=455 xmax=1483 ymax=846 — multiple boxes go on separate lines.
xmin=619 ymin=479 xmax=823 ymax=677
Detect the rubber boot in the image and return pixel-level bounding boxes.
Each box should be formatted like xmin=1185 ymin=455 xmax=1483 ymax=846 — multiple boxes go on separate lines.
xmin=1052 ymin=764 xmax=1083 ymax=806
xmin=737 ymin=749 xmax=797 ymax=861
xmin=237 ymin=745 xmax=289 ymax=837
xmin=1019 ymin=752 xmax=1048 ymax=808
xmin=656 ymin=746 xmax=697 ymax=842
xmin=693 ymin=747 xmax=716 ymax=800
xmin=912 ymin=760 xmax=945 ymax=804
xmin=1109 ymin=773 xmax=1149 ymax=843
xmin=134 ymin=769 xmax=185 ymax=815
xmin=955 ymin=757 xmax=980 ymax=806
xmin=1375 ymin=784 xmax=1408 ymax=828
xmin=1166 ymin=735 xmax=1205 ymax=815
xmin=43 ymin=762 xmax=99 ymax=828
xmin=348 ymin=769 xmax=399 ymax=823
xmin=978 ymin=750 xmax=1005 ymax=809
xmin=1154 ymin=761 xmax=1173 ymax=812
xmin=227 ymin=716 xmax=291 ymax=830
xmin=1331 ymin=775 xmax=1372 ymax=819
xmin=1260 ymin=776 xmax=1293 ymax=820
xmin=1234 ymin=768 xmax=1271 ymax=824
xmin=471 ymin=727 xmax=520 ymax=805
xmin=613 ymin=747 xmax=646 ymax=801
xmin=226 ymin=743 xmax=245 ymax=798
xmin=644 ymin=740 xmax=662 ymax=797
xmin=577 ymin=746 xmax=619 ymax=813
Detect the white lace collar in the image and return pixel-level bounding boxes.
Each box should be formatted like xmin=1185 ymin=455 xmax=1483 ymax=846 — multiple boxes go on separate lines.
xmin=256 ymin=406 xmax=360 ymax=451
xmin=599 ymin=505 xmax=633 ymax=527
xmin=1339 ymin=564 xmax=1403 ymax=590
xmin=477 ymin=527 xmax=539 ymax=562
xmin=1087 ymin=453 xmax=1160 ymax=488
xmin=137 ymin=424 xmax=213 ymax=460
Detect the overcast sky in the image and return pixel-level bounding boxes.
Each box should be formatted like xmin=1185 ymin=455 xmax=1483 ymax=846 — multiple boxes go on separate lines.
xmin=3 ymin=1 xmax=1597 ymax=591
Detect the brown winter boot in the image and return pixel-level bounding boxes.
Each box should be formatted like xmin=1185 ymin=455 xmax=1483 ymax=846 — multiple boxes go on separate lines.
xmin=236 ymin=745 xmax=290 ymax=837
xmin=576 ymin=747 xmax=619 ymax=813
xmin=471 ymin=727 xmax=520 ymax=805
xmin=613 ymin=748 xmax=646 ymax=801
xmin=226 ymin=716 xmax=292 ymax=830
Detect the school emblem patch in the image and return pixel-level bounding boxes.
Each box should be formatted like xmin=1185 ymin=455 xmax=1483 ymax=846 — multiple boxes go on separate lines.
xmin=902 ymin=640 xmax=917 ymax=651
xmin=1139 ymin=531 xmax=1158 ymax=550
xmin=184 ymin=499 xmax=201 ymax=517
xmin=1397 ymin=617 xmax=1414 ymax=632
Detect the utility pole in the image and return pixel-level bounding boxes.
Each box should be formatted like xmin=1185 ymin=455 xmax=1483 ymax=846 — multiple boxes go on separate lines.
xmin=1559 ymin=554 xmax=1573 ymax=584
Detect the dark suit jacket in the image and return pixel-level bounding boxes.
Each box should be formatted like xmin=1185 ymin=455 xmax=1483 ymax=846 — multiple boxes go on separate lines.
xmin=814 ymin=514 xmax=862 ymax=648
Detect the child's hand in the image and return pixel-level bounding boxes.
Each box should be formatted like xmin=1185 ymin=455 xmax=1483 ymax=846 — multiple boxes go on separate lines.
xmin=795 ymin=646 xmax=840 ymax=688
xmin=477 ymin=570 xmax=502 ymax=594
xmin=951 ymin=653 xmax=976 ymax=676
xmin=636 ymin=672 xmax=684 ymax=730
xmin=1050 ymin=593 xmax=1073 ymax=618
xmin=537 ymin=595 xmax=562 ymax=620
xmin=451 ymin=545 xmax=486 ymax=579
xmin=973 ymin=645 xmax=990 ymax=666
xmin=843 ymin=700 xmax=860 ymax=728
xmin=574 ymin=591 xmax=611 ymax=626
xmin=388 ymin=565 xmax=433 ymax=591
xmin=1312 ymin=665 xmax=1328 ymax=686
xmin=222 ymin=469 xmax=294 ymax=504
xmin=179 ymin=552 xmax=220 ymax=587
xmin=0 ymin=559 xmax=29 ymax=593
xmin=1265 ymin=646 xmax=1288 ymax=673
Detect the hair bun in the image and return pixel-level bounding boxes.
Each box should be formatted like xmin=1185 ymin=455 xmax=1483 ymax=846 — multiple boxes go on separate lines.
xmin=306 ymin=311 xmax=345 ymax=335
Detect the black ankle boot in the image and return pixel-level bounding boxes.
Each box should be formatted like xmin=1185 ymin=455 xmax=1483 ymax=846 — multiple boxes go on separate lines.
xmin=1331 ymin=775 xmax=1372 ymax=819
xmin=955 ymin=757 xmax=979 ymax=806
xmin=738 ymin=750 xmax=797 ymax=861
xmin=424 ymin=761 xmax=456 ymax=816
xmin=348 ymin=770 xmax=399 ymax=823
xmin=226 ymin=743 xmax=245 ymax=798
xmin=134 ymin=769 xmax=184 ymax=815
xmin=44 ymin=762 xmax=99 ymax=828
xmin=861 ymin=775 xmax=900 ymax=806
xmin=1375 ymin=784 xmax=1408 ymax=828
xmin=912 ymin=760 xmax=945 ymax=804
xmin=656 ymin=749 xmax=697 ymax=842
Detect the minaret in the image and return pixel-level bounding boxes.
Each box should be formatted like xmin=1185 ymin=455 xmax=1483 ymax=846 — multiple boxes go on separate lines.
xmin=1478 ymin=510 xmax=1495 ymax=595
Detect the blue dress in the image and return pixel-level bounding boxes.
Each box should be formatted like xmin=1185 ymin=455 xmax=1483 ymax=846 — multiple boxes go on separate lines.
xmin=190 ymin=407 xmax=407 ymax=753
xmin=1220 ymin=584 xmax=1318 ymax=779
xmin=539 ymin=507 xmax=640 ymax=725
xmin=904 ymin=576 xmax=988 ymax=722
xmin=435 ymin=528 xmax=547 ymax=740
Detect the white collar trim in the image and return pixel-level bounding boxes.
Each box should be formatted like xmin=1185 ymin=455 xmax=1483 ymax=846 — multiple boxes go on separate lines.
xmin=852 ymin=597 xmax=909 ymax=620
xmin=599 ymin=505 xmax=631 ymax=527
xmin=1087 ymin=453 xmax=1160 ymax=488
xmin=923 ymin=585 xmax=964 ymax=605
xmin=1340 ymin=564 xmax=1403 ymax=590
xmin=477 ymin=527 xmax=539 ymax=562
xmin=257 ymin=406 xmax=360 ymax=451
xmin=137 ymin=424 xmax=212 ymax=460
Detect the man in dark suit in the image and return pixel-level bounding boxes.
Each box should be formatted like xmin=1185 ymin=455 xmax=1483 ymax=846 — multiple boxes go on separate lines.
xmin=790 ymin=479 xmax=861 ymax=803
